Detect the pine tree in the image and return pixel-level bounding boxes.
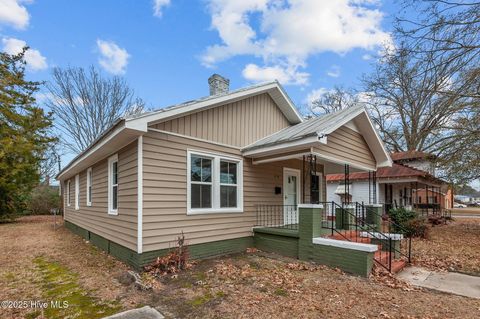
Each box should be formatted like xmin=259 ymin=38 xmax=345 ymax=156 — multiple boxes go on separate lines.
xmin=0 ymin=48 xmax=55 ymax=221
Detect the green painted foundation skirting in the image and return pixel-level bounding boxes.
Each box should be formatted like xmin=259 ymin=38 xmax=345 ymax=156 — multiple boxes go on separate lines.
xmin=308 ymin=243 xmax=374 ymax=277
xmin=253 ymin=228 xmax=299 ymax=258
xmin=65 ymin=221 xmax=253 ymax=271
xmin=66 ymin=214 xmax=374 ymax=277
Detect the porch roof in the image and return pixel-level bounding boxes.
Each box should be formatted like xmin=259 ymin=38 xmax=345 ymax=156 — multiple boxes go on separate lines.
xmin=242 ymin=105 xmax=392 ymax=169
xmin=243 ymin=105 xmax=365 ymax=152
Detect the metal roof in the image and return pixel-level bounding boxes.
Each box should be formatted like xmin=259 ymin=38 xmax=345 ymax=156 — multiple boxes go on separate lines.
xmin=126 ymin=80 xmax=302 ymax=124
xmin=243 ymin=105 xmax=365 ymax=152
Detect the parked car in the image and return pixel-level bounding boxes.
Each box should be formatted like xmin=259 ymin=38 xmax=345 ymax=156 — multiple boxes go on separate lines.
xmin=454 ymin=203 xmax=467 ymax=208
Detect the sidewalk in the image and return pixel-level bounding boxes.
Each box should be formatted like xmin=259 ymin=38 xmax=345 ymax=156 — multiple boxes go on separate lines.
xmin=398 ymin=266 xmax=480 ymax=299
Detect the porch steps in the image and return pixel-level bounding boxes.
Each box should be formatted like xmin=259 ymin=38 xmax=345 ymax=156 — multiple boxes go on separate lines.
xmin=329 ymin=230 xmax=407 ymax=273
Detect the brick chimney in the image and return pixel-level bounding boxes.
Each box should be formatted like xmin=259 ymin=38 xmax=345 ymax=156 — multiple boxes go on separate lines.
xmin=208 ymin=74 xmax=230 ymax=96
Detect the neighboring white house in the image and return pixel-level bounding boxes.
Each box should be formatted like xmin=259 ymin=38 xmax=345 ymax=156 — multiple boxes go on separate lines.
xmin=326 ymin=151 xmax=452 ymax=214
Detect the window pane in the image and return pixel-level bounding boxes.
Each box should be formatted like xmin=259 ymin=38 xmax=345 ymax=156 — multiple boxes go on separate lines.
xmin=201 ymin=158 xmax=212 ymax=182
xmin=220 ymin=161 xmax=236 ymax=184
xmin=191 ymin=156 xmax=202 ymax=182
xmin=113 ymin=161 xmax=118 ymax=184
xmin=112 ymin=185 xmax=118 ymax=210
xmin=201 ymin=184 xmax=212 ymax=208
xmin=191 ymin=184 xmax=212 ymax=209
xmin=88 ymin=186 xmax=92 ymax=203
xmin=221 ymin=185 xmax=237 ymax=208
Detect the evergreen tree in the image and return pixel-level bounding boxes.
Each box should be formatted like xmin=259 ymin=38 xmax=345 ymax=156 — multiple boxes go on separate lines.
xmin=0 ymin=48 xmax=55 ymax=221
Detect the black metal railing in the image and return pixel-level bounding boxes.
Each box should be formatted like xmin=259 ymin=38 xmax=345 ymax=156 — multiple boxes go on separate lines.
xmin=360 ymin=203 xmax=412 ymax=265
xmin=316 ymin=201 xmax=411 ymax=272
xmin=255 ymin=204 xmax=298 ymax=230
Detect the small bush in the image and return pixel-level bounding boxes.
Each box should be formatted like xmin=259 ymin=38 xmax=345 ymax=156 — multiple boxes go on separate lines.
xmin=404 ymin=218 xmax=429 ymax=238
xmin=145 ymin=232 xmax=192 ymax=276
xmin=388 ymin=207 xmax=429 ymax=238
xmin=428 ymin=215 xmax=446 ymax=226
xmin=26 ymin=185 xmax=61 ymax=215
xmin=389 ymin=207 xmax=417 ymax=226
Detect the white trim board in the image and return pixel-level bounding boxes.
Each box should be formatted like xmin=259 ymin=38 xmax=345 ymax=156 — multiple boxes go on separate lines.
xmin=137 ymin=136 xmax=143 ymax=254
xmin=312 ymin=237 xmax=378 ymax=252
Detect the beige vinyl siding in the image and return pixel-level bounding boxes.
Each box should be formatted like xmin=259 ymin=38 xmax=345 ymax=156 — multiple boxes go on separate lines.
xmin=151 ymin=93 xmax=290 ymax=147
xmin=142 ymin=130 xmax=324 ymax=252
xmin=314 ymin=126 xmax=376 ymax=169
xmin=63 ymin=141 xmax=138 ymax=251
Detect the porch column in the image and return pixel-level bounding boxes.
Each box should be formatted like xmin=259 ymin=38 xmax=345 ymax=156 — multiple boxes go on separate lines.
xmin=365 ymin=204 xmax=383 ymax=232
xmin=298 ymin=204 xmax=324 ymax=261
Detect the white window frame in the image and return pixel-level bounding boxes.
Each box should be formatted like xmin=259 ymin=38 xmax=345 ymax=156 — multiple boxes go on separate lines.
xmin=108 ymin=154 xmax=119 ymax=215
xmin=75 ymin=174 xmax=80 ymax=210
xmin=86 ymin=167 xmax=92 ymax=206
xmin=187 ymin=150 xmax=243 ymax=215
xmin=67 ymin=180 xmax=71 ymax=207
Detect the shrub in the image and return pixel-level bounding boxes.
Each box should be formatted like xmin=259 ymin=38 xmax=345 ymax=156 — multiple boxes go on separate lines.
xmin=145 ymin=232 xmax=192 ymax=276
xmin=389 ymin=207 xmax=417 ymax=226
xmin=388 ymin=207 xmax=429 ymax=238
xmin=26 ymin=185 xmax=61 ymax=215
xmin=404 ymin=218 xmax=429 ymax=238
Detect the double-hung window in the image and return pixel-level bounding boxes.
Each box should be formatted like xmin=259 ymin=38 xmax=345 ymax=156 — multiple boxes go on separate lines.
xmin=86 ymin=167 xmax=92 ymax=206
xmin=108 ymin=154 xmax=119 ymax=215
xmin=190 ymin=155 xmax=213 ymax=209
xmin=67 ymin=180 xmax=71 ymax=206
xmin=75 ymin=174 xmax=80 ymax=210
xmin=220 ymin=161 xmax=238 ymax=208
xmin=187 ymin=150 xmax=243 ymax=214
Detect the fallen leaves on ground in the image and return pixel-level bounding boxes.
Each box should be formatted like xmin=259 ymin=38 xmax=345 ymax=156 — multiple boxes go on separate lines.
xmin=412 ymin=218 xmax=480 ymax=275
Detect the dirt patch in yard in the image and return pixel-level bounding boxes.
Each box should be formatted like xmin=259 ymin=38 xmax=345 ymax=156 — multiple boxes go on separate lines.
xmin=412 ymin=218 xmax=480 ymax=275
xmin=149 ymin=251 xmax=480 ymax=319
xmin=0 ymin=216 xmax=151 ymax=319
xmin=2 ymin=216 xmax=480 ymax=319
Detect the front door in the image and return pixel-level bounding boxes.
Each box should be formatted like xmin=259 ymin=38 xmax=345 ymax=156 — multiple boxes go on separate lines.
xmin=283 ymin=168 xmax=300 ymax=225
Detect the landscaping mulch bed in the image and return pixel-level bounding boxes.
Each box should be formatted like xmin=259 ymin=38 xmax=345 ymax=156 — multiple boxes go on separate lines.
xmin=412 ymin=218 xmax=480 ymax=275
xmin=1 ymin=216 xmax=480 ymax=319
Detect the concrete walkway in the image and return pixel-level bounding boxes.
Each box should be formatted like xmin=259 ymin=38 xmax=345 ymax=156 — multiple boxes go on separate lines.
xmin=103 ymin=306 xmax=164 ymax=319
xmin=398 ymin=266 xmax=480 ymax=299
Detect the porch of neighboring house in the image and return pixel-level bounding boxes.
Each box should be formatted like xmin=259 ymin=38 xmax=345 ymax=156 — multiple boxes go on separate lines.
xmin=381 ymin=179 xmax=449 ymax=217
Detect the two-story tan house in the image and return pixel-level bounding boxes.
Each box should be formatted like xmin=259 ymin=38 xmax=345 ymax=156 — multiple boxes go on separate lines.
xmin=57 ymin=74 xmax=393 ymax=271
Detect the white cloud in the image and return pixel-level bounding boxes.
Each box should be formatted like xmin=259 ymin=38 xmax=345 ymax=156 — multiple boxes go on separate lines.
xmin=0 ymin=0 xmax=30 ymax=29
xmin=203 ymin=0 xmax=391 ymax=85
xmin=242 ymin=63 xmax=309 ymax=85
xmin=96 ymin=39 xmax=130 ymax=75
xmin=304 ymin=87 xmax=329 ymax=106
xmin=2 ymin=37 xmax=48 ymax=70
xmin=326 ymin=65 xmax=340 ymax=78
xmin=362 ymin=54 xmax=372 ymax=60
xmin=153 ymin=0 xmax=171 ymax=17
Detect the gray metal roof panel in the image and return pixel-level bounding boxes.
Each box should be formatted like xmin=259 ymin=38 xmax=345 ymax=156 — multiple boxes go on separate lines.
xmin=243 ymin=105 xmax=365 ymax=151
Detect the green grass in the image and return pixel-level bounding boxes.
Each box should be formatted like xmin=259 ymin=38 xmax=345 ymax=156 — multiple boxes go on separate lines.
xmin=33 ymin=256 xmax=121 ymax=319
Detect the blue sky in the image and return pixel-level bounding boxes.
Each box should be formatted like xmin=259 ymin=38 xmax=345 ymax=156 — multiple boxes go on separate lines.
xmin=0 ymin=0 xmax=399 ymax=111
xmin=2 ymin=0 xmax=478 ymax=189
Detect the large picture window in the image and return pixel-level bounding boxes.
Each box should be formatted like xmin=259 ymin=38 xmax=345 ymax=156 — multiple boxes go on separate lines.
xmin=108 ymin=154 xmax=118 ymax=215
xmin=187 ymin=151 xmax=243 ymax=214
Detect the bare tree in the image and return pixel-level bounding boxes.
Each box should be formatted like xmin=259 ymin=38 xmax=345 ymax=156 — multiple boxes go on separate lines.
xmin=309 ymin=86 xmax=359 ymax=115
xmin=362 ymin=42 xmax=478 ymax=181
xmin=393 ymin=1 xmax=480 ymax=183
xmin=46 ymin=66 xmax=145 ymax=154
